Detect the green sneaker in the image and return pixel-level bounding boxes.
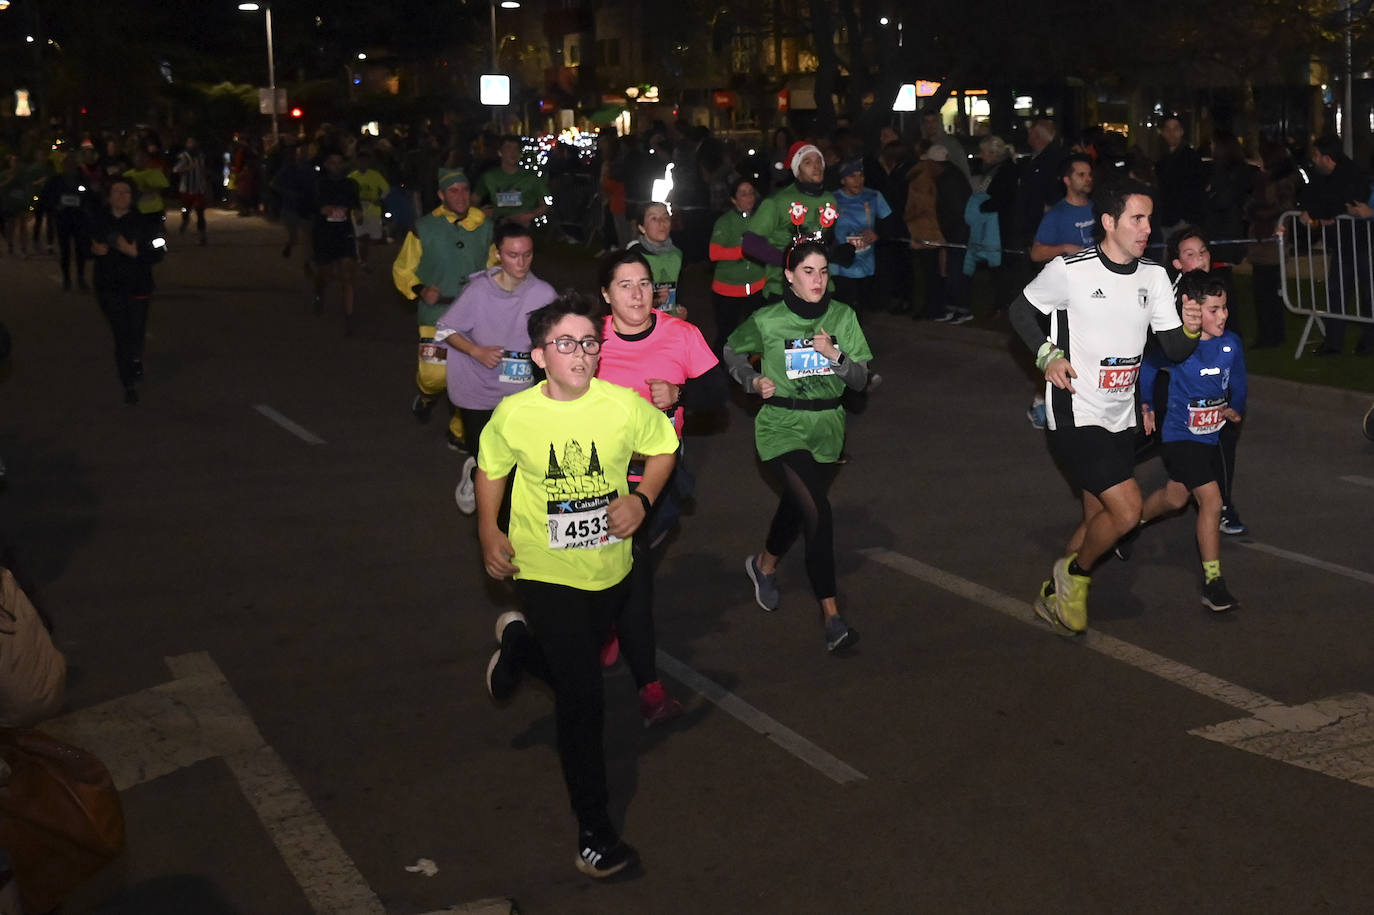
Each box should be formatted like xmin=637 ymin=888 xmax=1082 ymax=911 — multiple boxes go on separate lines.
xmin=1051 ymin=555 xmax=1091 ymax=633
xmin=1033 ymin=580 xmax=1078 ymax=638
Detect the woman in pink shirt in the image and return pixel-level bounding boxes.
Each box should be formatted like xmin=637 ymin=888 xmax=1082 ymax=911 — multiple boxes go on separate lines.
xmin=595 ymin=248 xmax=726 ymax=726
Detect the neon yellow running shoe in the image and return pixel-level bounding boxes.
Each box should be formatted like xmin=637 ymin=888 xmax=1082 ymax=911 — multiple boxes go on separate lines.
xmin=1033 ymin=580 xmax=1077 ymax=637
xmin=1051 ymin=555 xmax=1091 ymax=633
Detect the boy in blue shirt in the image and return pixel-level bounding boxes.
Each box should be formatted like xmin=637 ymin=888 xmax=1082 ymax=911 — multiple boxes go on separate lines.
xmin=1132 ymin=270 xmax=1247 ymax=611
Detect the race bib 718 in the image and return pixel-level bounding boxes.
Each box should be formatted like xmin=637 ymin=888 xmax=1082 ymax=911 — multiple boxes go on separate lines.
xmin=784 ymin=337 xmax=834 ymax=379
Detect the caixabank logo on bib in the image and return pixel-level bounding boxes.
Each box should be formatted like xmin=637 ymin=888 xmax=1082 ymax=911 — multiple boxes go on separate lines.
xmin=543 ymin=440 xmax=620 ymax=550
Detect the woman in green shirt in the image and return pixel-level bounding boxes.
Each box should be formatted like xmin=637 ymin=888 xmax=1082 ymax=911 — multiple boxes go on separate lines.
xmin=709 ymin=177 xmax=767 ymax=354
xmin=722 ymin=241 xmax=873 ymax=653
xmin=629 ymin=201 xmax=685 ymax=318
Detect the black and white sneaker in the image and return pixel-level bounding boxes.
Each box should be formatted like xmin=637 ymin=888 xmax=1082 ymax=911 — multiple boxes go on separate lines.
xmin=575 ymin=831 xmax=640 ymax=879
xmin=486 ymin=611 xmax=527 ymax=701
xmin=1218 ymin=506 xmax=1248 ymax=536
xmin=1201 ymin=577 xmax=1238 ymax=613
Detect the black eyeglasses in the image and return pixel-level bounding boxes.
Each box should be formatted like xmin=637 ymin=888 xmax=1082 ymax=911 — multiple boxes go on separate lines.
xmin=542 ymin=336 xmax=602 ymax=355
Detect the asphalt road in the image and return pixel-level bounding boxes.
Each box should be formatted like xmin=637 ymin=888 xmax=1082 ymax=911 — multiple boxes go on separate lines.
xmin=4 ymin=210 xmax=1374 ymax=914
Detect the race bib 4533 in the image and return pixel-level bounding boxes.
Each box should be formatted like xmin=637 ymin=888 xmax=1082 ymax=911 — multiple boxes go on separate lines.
xmin=547 ymin=493 xmax=621 ymax=550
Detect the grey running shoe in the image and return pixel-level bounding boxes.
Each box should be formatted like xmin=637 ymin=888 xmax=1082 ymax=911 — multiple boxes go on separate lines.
xmin=745 ymin=555 xmax=779 ymax=611
xmin=455 ymin=456 xmax=477 ymax=515
xmin=824 ymin=614 xmax=858 ymax=652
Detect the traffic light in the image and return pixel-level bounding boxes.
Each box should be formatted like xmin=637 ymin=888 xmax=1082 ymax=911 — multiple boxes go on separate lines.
xmin=290 ymin=107 xmax=303 ymax=119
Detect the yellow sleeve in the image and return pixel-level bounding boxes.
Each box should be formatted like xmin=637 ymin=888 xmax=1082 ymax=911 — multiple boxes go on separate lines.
xmin=392 ymin=232 xmax=423 ymax=299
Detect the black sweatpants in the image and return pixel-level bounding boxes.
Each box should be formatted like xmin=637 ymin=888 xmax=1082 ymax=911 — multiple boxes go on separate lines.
xmin=96 ymin=288 xmax=149 ymax=390
xmin=764 ymin=449 xmax=838 ymax=601
xmin=513 ymin=575 xmax=630 ymax=837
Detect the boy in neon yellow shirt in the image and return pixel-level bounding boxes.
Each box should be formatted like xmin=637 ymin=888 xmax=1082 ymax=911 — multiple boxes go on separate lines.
xmin=477 ymin=292 xmax=677 ymax=880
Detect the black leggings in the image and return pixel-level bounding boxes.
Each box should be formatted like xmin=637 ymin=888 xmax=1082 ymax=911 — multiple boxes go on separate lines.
xmin=460 ymin=407 xmax=513 ymax=530
xmin=764 ymin=450 xmax=838 ymax=601
xmin=615 ymin=468 xmax=688 ymax=690
xmin=56 ymin=217 xmax=87 ymax=286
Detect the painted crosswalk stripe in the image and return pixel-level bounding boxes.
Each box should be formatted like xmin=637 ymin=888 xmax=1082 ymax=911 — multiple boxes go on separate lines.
xmin=254 ymin=404 xmax=326 ymax=444
xmin=656 ymin=650 xmax=868 ymax=785
xmin=1339 ymin=474 xmax=1374 ymax=489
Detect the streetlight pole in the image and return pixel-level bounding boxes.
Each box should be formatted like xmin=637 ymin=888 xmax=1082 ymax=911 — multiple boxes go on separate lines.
xmin=489 ymin=0 xmax=521 ymax=72
xmin=265 ymin=4 xmax=278 ymax=143
xmin=238 ymin=2 xmax=278 ymax=144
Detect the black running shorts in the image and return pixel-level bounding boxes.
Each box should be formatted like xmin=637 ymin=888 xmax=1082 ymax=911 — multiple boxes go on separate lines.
xmin=1048 ymin=425 xmax=1137 ymax=497
xmin=1160 ymin=440 xmax=1223 ymax=491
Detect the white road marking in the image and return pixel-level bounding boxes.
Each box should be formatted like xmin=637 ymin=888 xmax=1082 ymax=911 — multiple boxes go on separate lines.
xmin=46 ymin=652 xmax=384 ymax=915
xmin=1191 ymin=693 xmax=1374 ymax=789
xmin=858 ymin=547 xmax=1374 ymax=790
xmin=857 ymin=548 xmax=1280 ymax=712
xmin=254 ymin=404 xmax=326 ymax=444
xmin=656 ymin=650 xmax=868 ymax=785
xmin=1339 ymin=474 xmax=1374 ymax=488
xmin=1236 ymin=541 xmax=1374 ymax=586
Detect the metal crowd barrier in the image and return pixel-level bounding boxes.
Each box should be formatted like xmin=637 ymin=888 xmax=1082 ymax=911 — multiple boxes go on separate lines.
xmin=1276 ymin=210 xmax=1374 ymax=359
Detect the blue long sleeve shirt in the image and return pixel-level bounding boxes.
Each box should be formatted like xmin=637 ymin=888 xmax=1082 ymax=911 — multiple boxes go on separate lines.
xmin=1139 ymin=330 xmax=1247 ymax=444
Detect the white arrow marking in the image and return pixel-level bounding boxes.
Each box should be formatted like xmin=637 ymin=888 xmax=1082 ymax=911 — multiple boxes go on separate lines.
xmin=45 ymin=652 xmax=382 ymax=914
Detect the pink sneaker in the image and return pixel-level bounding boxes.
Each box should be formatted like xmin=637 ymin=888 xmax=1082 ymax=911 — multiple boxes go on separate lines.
xmin=639 ymin=680 xmax=684 ymax=728
xmin=599 ymin=628 xmax=619 ymax=668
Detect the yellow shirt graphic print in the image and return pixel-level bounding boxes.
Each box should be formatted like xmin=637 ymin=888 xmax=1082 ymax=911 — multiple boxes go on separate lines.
xmin=543 ymin=439 xmax=620 ymax=550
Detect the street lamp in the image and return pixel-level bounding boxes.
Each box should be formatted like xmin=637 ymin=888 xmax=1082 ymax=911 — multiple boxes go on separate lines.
xmin=238 ymin=2 xmax=278 ymax=144
xmin=490 ymin=0 xmax=520 ymax=70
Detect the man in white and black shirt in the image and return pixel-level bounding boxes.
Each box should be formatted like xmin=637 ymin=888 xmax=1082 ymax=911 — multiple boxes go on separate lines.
xmin=1009 ymin=178 xmax=1203 ymax=635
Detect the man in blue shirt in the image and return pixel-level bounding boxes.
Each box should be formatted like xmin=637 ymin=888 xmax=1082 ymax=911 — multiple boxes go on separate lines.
xmin=830 ymin=158 xmax=892 ymax=318
xmin=1030 ymin=154 xmax=1095 ymax=265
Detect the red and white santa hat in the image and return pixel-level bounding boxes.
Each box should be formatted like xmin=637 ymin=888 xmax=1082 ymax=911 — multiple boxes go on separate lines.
xmin=787 ymin=141 xmax=822 ymax=176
